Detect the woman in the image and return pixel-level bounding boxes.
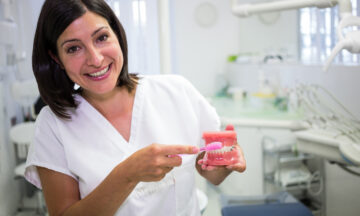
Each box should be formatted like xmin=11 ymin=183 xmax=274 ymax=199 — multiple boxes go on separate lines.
xmin=25 ymin=0 xmax=246 ymax=215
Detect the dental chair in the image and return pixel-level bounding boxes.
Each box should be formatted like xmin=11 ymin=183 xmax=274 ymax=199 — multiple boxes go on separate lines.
xmin=10 ymin=79 xmax=47 ymax=215
xmin=221 ymin=191 xmax=313 ymax=216
xmin=10 ymin=121 xmax=47 ymax=215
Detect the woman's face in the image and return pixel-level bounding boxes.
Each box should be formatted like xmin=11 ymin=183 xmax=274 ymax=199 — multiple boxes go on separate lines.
xmin=56 ymin=11 xmax=123 ymax=98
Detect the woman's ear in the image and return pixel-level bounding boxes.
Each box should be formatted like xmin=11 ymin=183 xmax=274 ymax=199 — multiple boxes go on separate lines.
xmin=48 ymin=51 xmax=64 ymax=69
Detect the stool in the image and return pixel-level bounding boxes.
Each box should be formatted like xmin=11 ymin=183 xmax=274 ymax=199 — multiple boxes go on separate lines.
xmin=10 ymin=121 xmax=47 ymax=215
xmin=10 ymin=122 xmax=35 ymax=163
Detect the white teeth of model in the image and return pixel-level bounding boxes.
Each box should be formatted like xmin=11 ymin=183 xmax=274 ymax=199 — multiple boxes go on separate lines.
xmin=89 ymin=66 xmax=109 ymax=77
xmin=209 ymin=146 xmax=232 ymax=153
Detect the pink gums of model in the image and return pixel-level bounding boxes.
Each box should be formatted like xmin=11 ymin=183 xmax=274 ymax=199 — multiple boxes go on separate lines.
xmin=202 ymin=125 xmax=239 ymax=166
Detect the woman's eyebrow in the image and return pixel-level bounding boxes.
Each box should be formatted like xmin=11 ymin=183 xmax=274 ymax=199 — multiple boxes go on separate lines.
xmin=61 ymin=39 xmax=80 ymax=47
xmin=91 ymin=26 xmax=108 ymax=37
xmin=60 ymin=26 xmax=109 ymax=47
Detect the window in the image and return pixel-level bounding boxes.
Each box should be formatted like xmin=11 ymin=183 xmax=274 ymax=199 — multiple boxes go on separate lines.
xmin=299 ymin=0 xmax=360 ymax=65
xmin=106 ymin=0 xmax=160 ymax=75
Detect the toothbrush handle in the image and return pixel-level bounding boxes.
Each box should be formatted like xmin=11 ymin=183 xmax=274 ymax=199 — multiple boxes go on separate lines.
xmin=199 ymin=146 xmax=206 ymax=152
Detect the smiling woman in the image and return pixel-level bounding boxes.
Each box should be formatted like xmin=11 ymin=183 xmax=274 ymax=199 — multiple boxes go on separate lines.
xmin=24 ymin=1 xmax=246 ymax=216
xmin=54 ymin=12 xmax=124 ymax=98
xmin=32 ymin=0 xmax=137 ymax=119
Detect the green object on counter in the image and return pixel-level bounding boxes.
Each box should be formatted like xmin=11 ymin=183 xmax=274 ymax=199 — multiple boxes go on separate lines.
xmin=274 ymin=97 xmax=289 ymax=111
xmin=227 ymin=55 xmax=237 ymax=62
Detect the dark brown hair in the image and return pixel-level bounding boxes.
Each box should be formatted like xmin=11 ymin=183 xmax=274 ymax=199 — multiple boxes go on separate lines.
xmin=33 ymin=0 xmax=137 ymax=119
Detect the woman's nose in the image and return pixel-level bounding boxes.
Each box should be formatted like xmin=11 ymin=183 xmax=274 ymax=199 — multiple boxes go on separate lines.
xmin=86 ymin=46 xmax=104 ymax=67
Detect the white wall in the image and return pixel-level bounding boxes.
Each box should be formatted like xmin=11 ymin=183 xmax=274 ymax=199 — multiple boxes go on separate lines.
xmin=169 ymin=0 xmax=241 ymax=96
xmin=168 ymin=1 xmax=299 ymax=96
xmin=15 ymin=0 xmax=44 ymax=80
xmin=237 ymin=11 xmax=298 ymax=58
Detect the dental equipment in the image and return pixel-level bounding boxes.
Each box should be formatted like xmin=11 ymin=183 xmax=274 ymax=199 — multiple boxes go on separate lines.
xmin=231 ymin=0 xmax=338 ymax=17
xmin=231 ymin=0 xmax=360 ymax=71
xmin=292 ymin=84 xmax=360 ymax=169
xmin=323 ymin=16 xmax=360 ymax=71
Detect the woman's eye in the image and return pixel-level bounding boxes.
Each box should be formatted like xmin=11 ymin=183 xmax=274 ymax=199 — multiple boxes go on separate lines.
xmin=98 ymin=34 xmax=108 ymax=42
xmin=67 ymin=46 xmax=80 ymax=54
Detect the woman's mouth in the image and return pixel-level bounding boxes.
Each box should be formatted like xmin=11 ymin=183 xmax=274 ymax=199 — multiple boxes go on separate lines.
xmin=86 ymin=64 xmax=112 ymax=80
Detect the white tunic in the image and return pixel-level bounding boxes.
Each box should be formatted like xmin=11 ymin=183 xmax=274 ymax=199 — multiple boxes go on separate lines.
xmin=25 ymin=74 xmax=220 ymax=216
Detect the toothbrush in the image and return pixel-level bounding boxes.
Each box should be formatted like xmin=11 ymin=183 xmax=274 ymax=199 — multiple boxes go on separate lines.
xmin=168 ymin=142 xmax=223 ymax=158
xmin=200 ymin=142 xmax=222 ymax=152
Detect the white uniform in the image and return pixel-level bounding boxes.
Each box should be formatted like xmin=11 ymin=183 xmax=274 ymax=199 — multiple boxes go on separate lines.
xmin=25 ymin=74 xmax=220 ymax=216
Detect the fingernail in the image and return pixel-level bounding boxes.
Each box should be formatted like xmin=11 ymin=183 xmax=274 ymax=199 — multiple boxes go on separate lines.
xmin=192 ymin=146 xmax=199 ymax=153
xmin=207 ymin=166 xmax=214 ymax=171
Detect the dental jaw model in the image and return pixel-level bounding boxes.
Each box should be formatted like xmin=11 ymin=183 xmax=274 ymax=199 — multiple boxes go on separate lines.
xmin=202 ymin=127 xmax=239 ymax=166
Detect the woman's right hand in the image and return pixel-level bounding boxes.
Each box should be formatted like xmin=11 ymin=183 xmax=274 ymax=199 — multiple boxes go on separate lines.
xmin=122 ymin=144 xmax=199 ymax=183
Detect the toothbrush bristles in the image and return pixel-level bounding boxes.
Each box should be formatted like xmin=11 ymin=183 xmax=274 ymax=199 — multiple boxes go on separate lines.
xmin=201 ymin=142 xmax=222 ymax=151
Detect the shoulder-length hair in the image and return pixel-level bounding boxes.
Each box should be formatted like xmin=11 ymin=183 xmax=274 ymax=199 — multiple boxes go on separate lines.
xmin=33 ymin=0 xmax=137 ymax=119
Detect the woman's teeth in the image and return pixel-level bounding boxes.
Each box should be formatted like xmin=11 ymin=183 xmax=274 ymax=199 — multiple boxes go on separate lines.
xmin=88 ymin=66 xmax=109 ymax=77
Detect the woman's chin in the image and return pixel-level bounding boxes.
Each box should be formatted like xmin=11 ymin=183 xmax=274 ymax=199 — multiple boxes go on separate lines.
xmin=82 ymin=85 xmax=118 ymax=97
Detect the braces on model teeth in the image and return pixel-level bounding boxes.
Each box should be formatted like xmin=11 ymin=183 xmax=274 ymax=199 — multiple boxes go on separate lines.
xmin=88 ymin=65 xmax=109 ymax=77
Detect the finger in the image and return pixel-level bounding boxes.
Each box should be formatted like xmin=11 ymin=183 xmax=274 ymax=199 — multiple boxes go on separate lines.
xmin=201 ymin=164 xmax=219 ymax=171
xmin=236 ymin=144 xmax=244 ymax=156
xmin=164 ymin=155 xmax=183 ymax=167
xmin=235 ymin=145 xmax=246 ymax=165
xmin=226 ymin=158 xmax=246 ymax=171
xmin=226 ymin=163 xmax=246 ymax=172
xmin=205 ymin=166 xmax=216 ymax=171
xmin=162 ymin=145 xmax=199 ymax=155
xmin=163 ymin=166 xmax=173 ymax=173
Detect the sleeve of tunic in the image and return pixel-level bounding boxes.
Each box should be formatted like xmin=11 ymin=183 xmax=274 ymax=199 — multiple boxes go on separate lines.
xmin=24 ymin=106 xmax=77 ymax=189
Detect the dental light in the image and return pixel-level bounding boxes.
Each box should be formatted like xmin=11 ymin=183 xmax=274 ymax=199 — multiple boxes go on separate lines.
xmin=231 ymin=0 xmax=360 ymax=71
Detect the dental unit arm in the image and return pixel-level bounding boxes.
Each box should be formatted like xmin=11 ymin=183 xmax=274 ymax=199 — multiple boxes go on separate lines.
xmin=231 ymin=0 xmax=360 ymax=71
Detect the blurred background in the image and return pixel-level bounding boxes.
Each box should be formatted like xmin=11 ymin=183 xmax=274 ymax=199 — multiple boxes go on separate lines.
xmin=1 ymin=0 xmax=360 ymax=216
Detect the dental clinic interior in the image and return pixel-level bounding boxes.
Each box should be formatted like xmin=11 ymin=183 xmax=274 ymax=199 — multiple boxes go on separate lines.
xmin=1 ymin=0 xmax=360 ymax=216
